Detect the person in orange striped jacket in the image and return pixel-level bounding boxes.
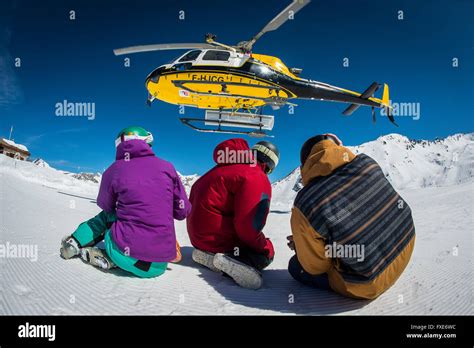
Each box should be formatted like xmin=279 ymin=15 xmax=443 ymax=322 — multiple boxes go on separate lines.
xmin=287 ymin=133 xmax=415 ymax=300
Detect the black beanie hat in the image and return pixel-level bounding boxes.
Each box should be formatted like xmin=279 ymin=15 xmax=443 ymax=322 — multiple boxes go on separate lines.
xmin=300 ymin=134 xmax=339 ymax=165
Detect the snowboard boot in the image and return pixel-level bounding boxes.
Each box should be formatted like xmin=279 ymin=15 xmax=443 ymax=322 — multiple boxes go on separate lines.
xmin=80 ymin=247 xmax=115 ymax=270
xmin=213 ymin=253 xmax=263 ymax=290
xmin=170 ymin=241 xmax=182 ymax=263
xmin=192 ymin=249 xmax=220 ymax=273
xmin=60 ymin=236 xmax=80 ymax=260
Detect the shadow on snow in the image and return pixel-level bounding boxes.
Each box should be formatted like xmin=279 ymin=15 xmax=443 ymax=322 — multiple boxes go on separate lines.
xmin=177 ymin=246 xmax=371 ymax=315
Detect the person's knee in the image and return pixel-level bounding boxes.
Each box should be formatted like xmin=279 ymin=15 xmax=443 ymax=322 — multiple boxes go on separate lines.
xmin=258 ymin=258 xmax=272 ymax=271
xmin=231 ymin=249 xmax=272 ymax=271
xmin=288 ymin=255 xmax=304 ymax=281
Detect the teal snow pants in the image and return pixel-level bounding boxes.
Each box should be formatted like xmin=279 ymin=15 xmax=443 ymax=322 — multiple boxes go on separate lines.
xmin=72 ymin=211 xmax=167 ymax=278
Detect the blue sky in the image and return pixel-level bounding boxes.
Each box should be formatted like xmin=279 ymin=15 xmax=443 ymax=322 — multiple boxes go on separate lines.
xmin=1 ymin=0 xmax=473 ymax=181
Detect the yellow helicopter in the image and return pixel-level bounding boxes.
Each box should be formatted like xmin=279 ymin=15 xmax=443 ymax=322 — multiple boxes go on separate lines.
xmin=114 ymin=0 xmax=395 ymax=137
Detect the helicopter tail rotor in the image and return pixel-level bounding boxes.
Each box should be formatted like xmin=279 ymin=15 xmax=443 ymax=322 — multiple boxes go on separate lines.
xmin=342 ymin=83 xmax=397 ymax=126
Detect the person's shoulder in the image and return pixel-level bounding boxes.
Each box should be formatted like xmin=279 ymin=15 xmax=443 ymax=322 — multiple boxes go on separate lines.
xmin=239 ymin=164 xmax=270 ymax=185
xmin=353 ymin=152 xmax=374 ymax=163
xmin=150 ymin=155 xmax=171 ymax=168
xmin=153 ymin=156 xmax=180 ymax=176
xmin=102 ymin=162 xmax=118 ymax=177
xmin=353 ymin=153 xmax=383 ymax=170
xmin=99 ymin=162 xmax=121 ymax=185
xmin=294 ymin=182 xmax=310 ymax=207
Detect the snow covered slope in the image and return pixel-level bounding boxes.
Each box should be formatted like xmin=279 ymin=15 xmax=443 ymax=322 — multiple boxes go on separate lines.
xmin=0 ymin=155 xmax=199 ymax=198
xmin=0 ymin=155 xmax=472 ymax=315
xmin=0 ymin=133 xmax=472 ymax=315
xmin=271 ymin=168 xmax=302 ymax=212
xmin=0 ymin=155 xmax=98 ymax=197
xmin=271 ymin=133 xmax=474 ymax=211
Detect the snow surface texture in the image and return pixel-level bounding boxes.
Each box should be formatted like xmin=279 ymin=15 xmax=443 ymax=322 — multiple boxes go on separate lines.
xmin=0 ymin=133 xmax=472 ymax=315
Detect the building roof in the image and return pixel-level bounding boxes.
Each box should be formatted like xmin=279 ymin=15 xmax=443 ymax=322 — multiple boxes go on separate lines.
xmin=0 ymin=138 xmax=30 ymax=153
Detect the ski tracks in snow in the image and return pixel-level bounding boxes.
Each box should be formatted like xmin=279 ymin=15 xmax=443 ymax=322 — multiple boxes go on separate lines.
xmin=1 ymin=173 xmax=472 ymax=315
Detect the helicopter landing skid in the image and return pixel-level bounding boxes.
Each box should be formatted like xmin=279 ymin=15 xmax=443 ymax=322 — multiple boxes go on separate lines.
xmin=180 ymin=117 xmax=272 ymax=138
xmin=180 ymin=109 xmax=275 ymax=137
xmin=180 ymin=109 xmax=274 ymax=137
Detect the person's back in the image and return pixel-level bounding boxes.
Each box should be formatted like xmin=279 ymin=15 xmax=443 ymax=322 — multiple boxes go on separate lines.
xmin=187 ymin=138 xmax=271 ymax=254
xmin=187 ymin=138 xmax=279 ymax=289
xmin=100 ymin=139 xmax=189 ymax=263
xmin=61 ymin=126 xmax=191 ymax=278
xmin=290 ymin=135 xmax=415 ymax=299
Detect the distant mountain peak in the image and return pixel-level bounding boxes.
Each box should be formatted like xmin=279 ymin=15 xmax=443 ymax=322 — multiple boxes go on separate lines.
xmin=271 ymin=133 xmax=474 ymax=211
xmin=69 ymin=172 xmax=102 ymax=184
xmin=32 ymin=158 xmax=50 ymax=168
xmin=2 ymin=133 xmax=472 ymax=213
xmin=177 ymin=172 xmax=200 ymax=194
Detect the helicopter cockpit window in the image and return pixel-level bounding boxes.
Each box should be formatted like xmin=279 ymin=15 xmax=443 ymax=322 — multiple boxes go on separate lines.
xmin=202 ymin=50 xmax=230 ymax=61
xmin=178 ymin=50 xmax=201 ymax=62
xmin=173 ymin=63 xmax=192 ymax=71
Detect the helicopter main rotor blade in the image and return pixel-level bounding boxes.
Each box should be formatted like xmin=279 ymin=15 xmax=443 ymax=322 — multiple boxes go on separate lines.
xmin=242 ymin=0 xmax=311 ymax=51
xmin=113 ymin=43 xmax=216 ymax=56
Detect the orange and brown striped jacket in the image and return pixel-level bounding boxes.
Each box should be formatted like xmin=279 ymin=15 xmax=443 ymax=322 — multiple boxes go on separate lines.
xmin=291 ymin=140 xmax=415 ymax=299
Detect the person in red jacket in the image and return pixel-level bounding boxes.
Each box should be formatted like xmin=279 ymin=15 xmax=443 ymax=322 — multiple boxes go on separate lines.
xmin=187 ymin=138 xmax=280 ymax=289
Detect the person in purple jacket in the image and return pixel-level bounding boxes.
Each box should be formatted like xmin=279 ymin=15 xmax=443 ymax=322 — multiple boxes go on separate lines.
xmin=60 ymin=126 xmax=191 ymax=278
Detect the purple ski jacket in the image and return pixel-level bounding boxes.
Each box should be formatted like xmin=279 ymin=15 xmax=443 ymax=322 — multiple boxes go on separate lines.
xmin=97 ymin=139 xmax=191 ymax=262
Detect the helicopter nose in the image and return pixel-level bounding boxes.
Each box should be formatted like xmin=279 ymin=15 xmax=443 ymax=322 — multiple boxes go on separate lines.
xmin=146 ymin=67 xmax=165 ymax=105
xmin=146 ymin=66 xmax=165 ymax=83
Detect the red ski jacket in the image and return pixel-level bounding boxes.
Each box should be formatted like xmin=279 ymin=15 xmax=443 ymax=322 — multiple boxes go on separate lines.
xmin=187 ymin=138 xmax=274 ymax=258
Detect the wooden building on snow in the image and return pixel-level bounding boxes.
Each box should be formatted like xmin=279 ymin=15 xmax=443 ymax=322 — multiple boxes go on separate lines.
xmin=0 ymin=138 xmax=30 ymax=160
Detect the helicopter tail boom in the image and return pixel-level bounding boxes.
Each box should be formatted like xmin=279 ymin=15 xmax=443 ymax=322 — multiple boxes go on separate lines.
xmin=342 ymin=82 xmax=390 ymax=115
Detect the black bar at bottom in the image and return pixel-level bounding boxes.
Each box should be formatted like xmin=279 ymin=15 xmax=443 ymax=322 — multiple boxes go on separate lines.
xmin=0 ymin=315 xmax=472 ymax=346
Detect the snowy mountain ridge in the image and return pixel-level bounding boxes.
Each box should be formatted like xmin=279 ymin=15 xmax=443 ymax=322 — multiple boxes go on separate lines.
xmin=1 ymin=133 xmax=472 ymax=209
xmin=31 ymin=158 xmax=50 ymax=168
xmin=271 ymin=132 xmax=474 ymax=211
xmin=178 ymin=172 xmax=200 ymax=194
xmin=0 ymin=154 xmax=199 ymax=197
xmin=68 ymin=172 xmax=102 ymax=184
xmin=0 ymin=154 xmax=100 ymax=197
